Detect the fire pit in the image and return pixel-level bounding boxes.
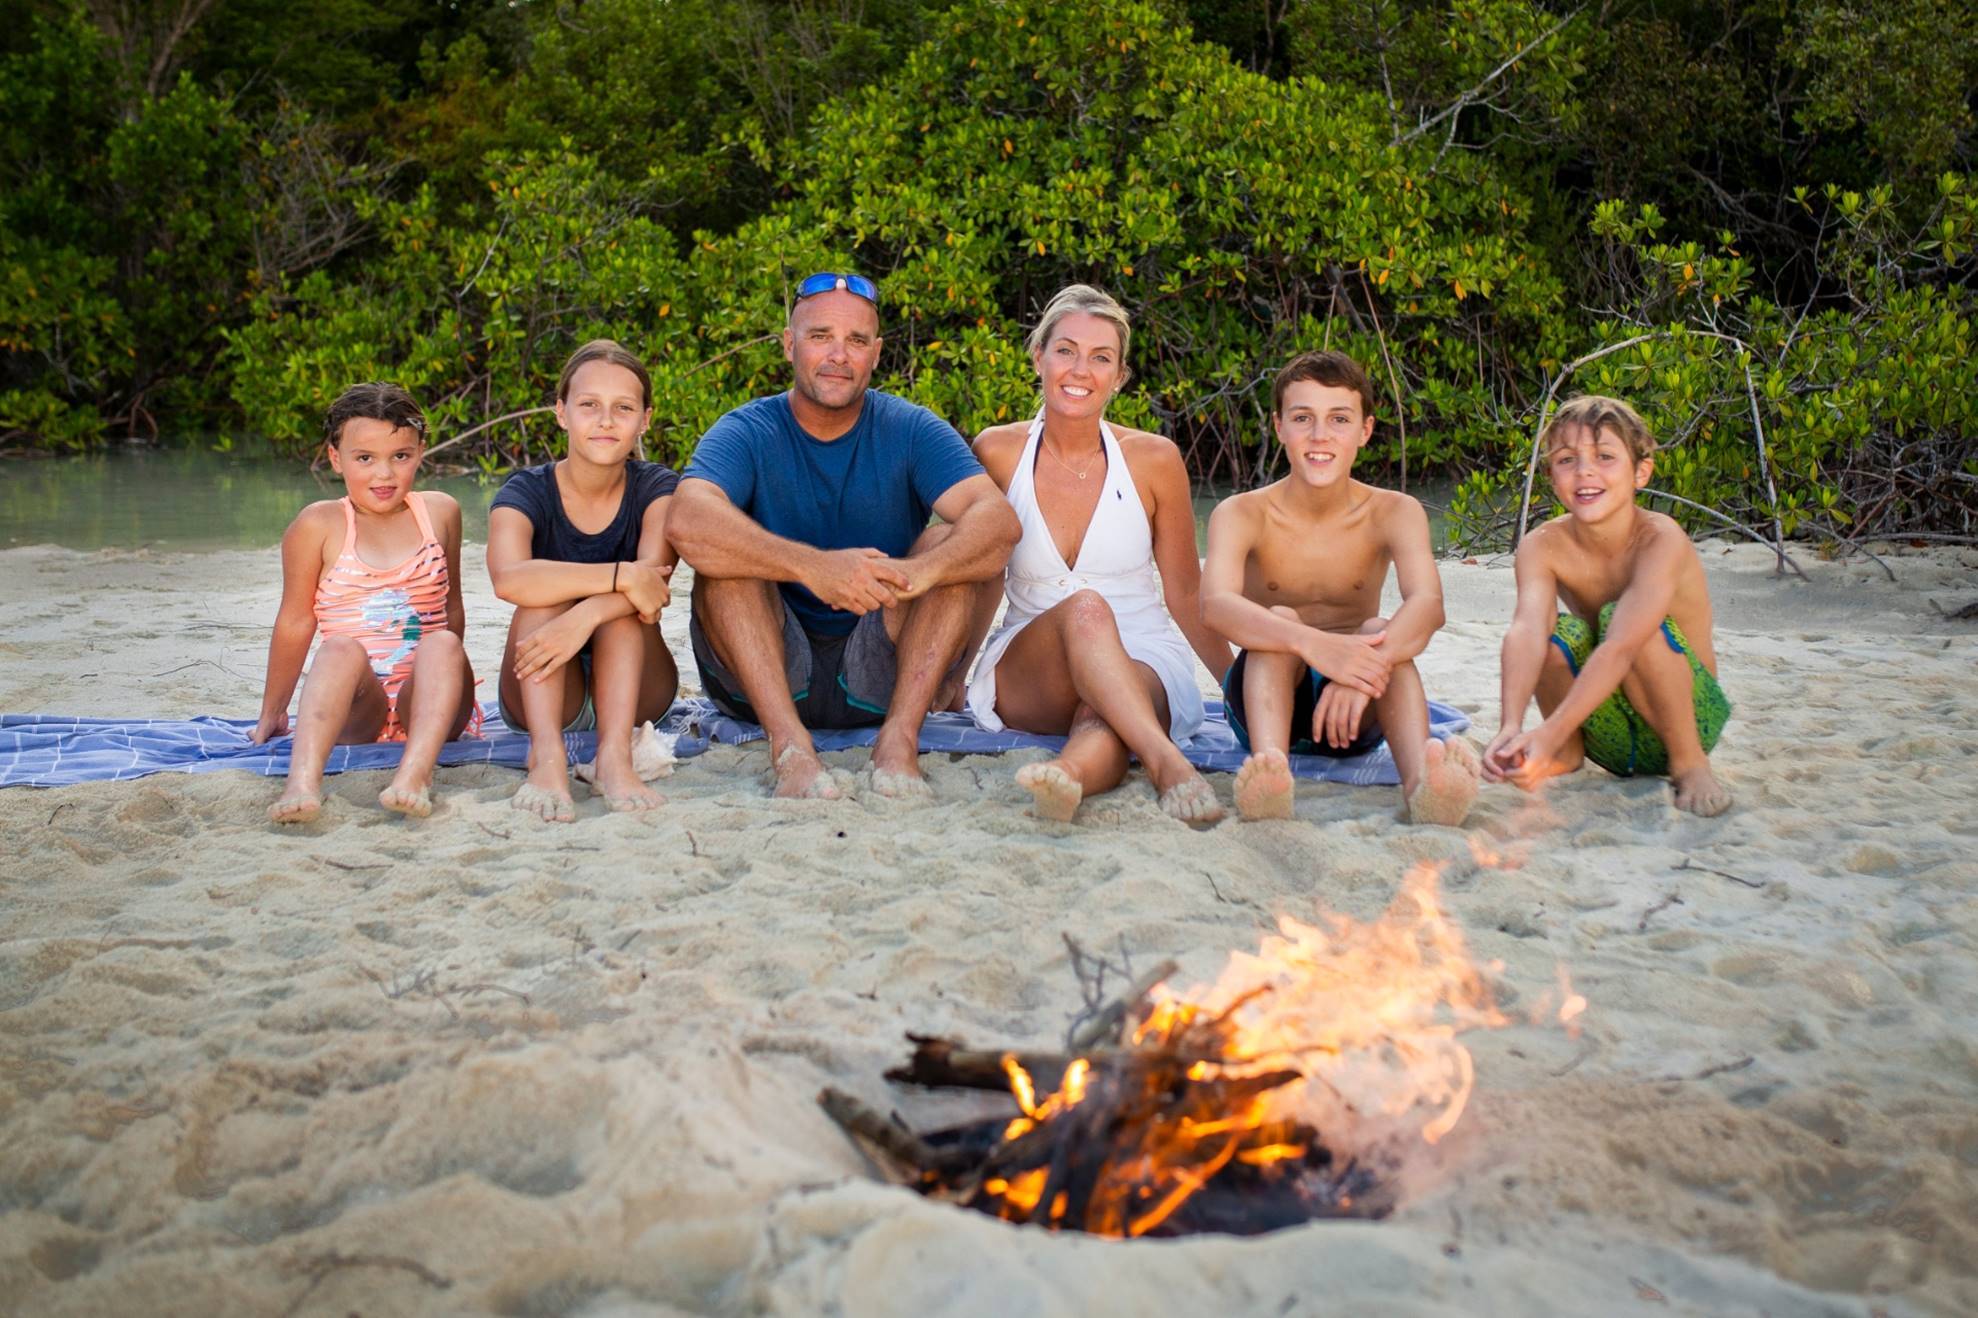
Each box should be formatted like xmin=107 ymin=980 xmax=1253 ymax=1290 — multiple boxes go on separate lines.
xmin=821 ymin=864 xmax=1583 ymax=1238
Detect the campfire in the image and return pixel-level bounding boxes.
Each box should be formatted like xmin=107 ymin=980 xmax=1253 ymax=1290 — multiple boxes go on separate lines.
xmin=821 ymin=863 xmax=1583 ymax=1238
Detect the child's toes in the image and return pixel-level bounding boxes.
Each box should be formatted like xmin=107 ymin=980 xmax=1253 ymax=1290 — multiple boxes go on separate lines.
xmin=268 ymin=791 xmax=322 ymax=824
xmin=379 ymin=784 xmax=433 ymax=817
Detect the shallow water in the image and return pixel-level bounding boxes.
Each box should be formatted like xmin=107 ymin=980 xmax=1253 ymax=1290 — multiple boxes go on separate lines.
xmin=2 ymin=449 xmax=1451 ymax=554
xmin=0 ymin=449 xmax=500 ymax=551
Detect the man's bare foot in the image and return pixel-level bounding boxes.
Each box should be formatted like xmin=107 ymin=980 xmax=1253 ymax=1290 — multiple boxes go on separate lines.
xmin=1156 ymin=770 xmax=1224 ymax=825
xmin=1016 ymin=760 xmax=1082 ymax=822
xmin=868 ymin=732 xmax=929 ymax=799
xmin=378 ymin=778 xmax=433 ymax=817
xmin=1406 ymin=737 xmax=1481 ymax=826
xmin=773 ymin=745 xmax=842 ymax=800
xmin=869 ymin=767 xmax=934 ymax=800
xmin=1671 ymin=762 xmax=1733 ymax=817
xmin=512 ymin=755 xmax=576 ymax=822
xmin=1234 ymin=750 xmax=1294 ymax=821
xmin=594 ymin=757 xmax=665 ymax=812
xmin=269 ymin=783 xmax=323 ymax=824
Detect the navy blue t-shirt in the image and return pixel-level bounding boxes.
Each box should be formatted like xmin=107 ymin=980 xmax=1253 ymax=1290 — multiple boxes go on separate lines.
xmin=490 ymin=459 xmax=679 ymax=564
xmin=684 ymin=390 xmax=983 ymax=636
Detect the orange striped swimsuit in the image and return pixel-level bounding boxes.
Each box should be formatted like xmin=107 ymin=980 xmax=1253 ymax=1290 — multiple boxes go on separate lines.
xmin=313 ymin=492 xmax=481 ymax=742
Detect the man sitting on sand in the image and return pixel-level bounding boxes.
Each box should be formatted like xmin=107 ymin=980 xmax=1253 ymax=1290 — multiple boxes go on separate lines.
xmin=667 ymin=272 xmax=1021 ymax=799
xmin=1482 ymin=395 xmax=1733 ymax=816
xmin=1201 ymin=350 xmax=1480 ymax=824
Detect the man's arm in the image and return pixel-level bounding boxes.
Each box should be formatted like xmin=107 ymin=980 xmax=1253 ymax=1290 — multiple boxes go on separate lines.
xmin=895 ymin=472 xmax=1021 ymax=597
xmin=1372 ymin=495 xmax=1445 ymax=663
xmin=668 ymin=476 xmax=909 ymax=615
xmin=1199 ymin=498 xmax=1388 ymax=698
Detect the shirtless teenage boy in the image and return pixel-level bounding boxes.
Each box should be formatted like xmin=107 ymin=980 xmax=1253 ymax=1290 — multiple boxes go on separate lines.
xmin=1201 ymin=350 xmax=1480 ymax=824
xmin=1482 ymin=395 xmax=1733 ymax=816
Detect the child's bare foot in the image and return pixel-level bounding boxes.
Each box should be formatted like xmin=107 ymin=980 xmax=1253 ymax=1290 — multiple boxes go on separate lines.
xmin=512 ymin=755 xmax=576 ymax=822
xmin=1016 ymin=760 xmax=1082 ymax=822
xmin=1234 ymin=750 xmax=1294 ymax=821
xmin=773 ymin=745 xmax=842 ymax=800
xmin=1406 ymin=737 xmax=1481 ymax=826
xmin=378 ymin=781 xmax=433 ymax=817
xmin=594 ymin=758 xmax=665 ymax=813
xmin=269 ymin=783 xmax=323 ymax=824
xmin=1156 ymin=769 xmax=1224 ymax=825
xmin=1671 ymin=762 xmax=1733 ymax=817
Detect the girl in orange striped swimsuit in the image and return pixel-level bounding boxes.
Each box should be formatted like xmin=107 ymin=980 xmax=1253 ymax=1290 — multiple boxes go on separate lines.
xmin=252 ymin=383 xmax=480 ymax=823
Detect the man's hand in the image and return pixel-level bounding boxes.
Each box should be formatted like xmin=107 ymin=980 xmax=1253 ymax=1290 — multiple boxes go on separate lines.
xmin=807 ymin=547 xmax=910 ymax=614
xmin=889 ymin=556 xmax=945 ymax=603
xmin=616 ymin=562 xmax=672 ymax=623
xmin=1312 ymin=683 xmax=1371 ymax=750
xmin=515 ymin=611 xmax=595 ymax=684
xmin=1302 ymin=630 xmax=1390 ymax=699
xmin=249 ymin=711 xmax=289 ymax=745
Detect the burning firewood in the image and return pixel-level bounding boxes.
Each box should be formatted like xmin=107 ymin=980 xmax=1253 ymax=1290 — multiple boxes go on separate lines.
xmin=821 ymin=866 xmax=1586 ymax=1237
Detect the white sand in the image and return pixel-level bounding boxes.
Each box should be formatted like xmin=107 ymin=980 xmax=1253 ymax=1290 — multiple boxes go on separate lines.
xmin=1 ymin=538 xmax=1974 ymax=1317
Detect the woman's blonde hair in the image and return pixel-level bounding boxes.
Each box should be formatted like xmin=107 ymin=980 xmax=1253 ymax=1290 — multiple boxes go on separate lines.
xmin=1026 ymin=284 xmax=1133 ymax=390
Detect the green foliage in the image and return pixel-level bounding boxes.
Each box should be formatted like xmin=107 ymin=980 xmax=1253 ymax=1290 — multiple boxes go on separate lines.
xmin=3 ymin=0 xmax=1970 ymax=551
xmin=235 ymin=0 xmax=1559 ymax=484
xmin=1449 ymin=175 xmax=1978 ymax=547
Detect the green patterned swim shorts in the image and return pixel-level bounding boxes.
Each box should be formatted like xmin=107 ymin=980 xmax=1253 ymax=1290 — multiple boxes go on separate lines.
xmin=1551 ymin=603 xmax=1731 ymax=777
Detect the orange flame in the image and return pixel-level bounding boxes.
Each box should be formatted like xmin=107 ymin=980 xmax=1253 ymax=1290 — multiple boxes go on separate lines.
xmin=976 ymin=862 xmax=1584 ymax=1235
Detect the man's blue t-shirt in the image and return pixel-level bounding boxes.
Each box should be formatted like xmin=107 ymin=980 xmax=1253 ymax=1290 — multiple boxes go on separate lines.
xmin=684 ymin=390 xmax=983 ymax=637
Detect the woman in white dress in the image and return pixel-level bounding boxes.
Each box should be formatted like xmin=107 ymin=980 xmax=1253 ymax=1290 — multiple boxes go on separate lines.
xmin=966 ymin=285 xmax=1232 ymax=822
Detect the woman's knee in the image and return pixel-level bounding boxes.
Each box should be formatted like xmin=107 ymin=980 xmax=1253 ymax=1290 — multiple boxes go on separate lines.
xmin=1062 ymin=589 xmax=1117 ymax=635
xmin=1358 ymin=615 xmax=1389 ymax=636
xmin=1268 ymin=605 xmax=1303 ymax=623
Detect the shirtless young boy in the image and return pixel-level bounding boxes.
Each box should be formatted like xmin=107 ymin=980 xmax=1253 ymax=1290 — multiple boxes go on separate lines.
xmin=1482 ymin=395 xmax=1733 ymax=816
xmin=1201 ymin=350 xmax=1480 ymax=824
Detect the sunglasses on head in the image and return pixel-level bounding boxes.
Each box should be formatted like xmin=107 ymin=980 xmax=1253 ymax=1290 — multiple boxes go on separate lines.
xmin=796 ymin=271 xmax=879 ymax=305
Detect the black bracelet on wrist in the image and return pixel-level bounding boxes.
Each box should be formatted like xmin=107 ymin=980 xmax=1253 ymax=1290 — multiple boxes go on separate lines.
xmin=612 ymin=561 xmax=620 ymax=593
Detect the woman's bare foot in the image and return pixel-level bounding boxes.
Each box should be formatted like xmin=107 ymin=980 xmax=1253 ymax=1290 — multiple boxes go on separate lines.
xmin=512 ymin=754 xmax=576 ymax=822
xmin=1406 ymin=737 xmax=1481 ymax=826
xmin=593 ymin=756 xmax=665 ymax=812
xmin=773 ymin=745 xmax=842 ymax=800
xmin=378 ymin=778 xmax=433 ymax=817
xmin=1233 ymin=750 xmax=1294 ymax=821
xmin=1016 ymin=760 xmax=1083 ymax=822
xmin=269 ymin=782 xmax=323 ymax=824
xmin=1671 ymin=762 xmax=1733 ymax=817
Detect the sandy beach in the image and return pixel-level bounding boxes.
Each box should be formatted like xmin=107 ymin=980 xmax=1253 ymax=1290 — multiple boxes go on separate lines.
xmin=2 ymin=537 xmax=1974 ymax=1316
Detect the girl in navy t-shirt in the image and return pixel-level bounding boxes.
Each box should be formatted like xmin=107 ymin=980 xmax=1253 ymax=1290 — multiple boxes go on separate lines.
xmin=487 ymin=339 xmax=680 ymax=821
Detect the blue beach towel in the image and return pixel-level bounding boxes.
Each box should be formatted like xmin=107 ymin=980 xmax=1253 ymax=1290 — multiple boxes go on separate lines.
xmin=0 ymin=699 xmax=1468 ymax=790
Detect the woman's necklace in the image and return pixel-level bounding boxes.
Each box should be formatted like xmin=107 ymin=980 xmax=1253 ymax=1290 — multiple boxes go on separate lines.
xmin=1041 ymin=435 xmax=1102 ymax=481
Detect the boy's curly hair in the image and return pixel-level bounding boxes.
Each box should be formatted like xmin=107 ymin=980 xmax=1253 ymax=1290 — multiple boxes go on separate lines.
xmin=324 ymin=382 xmax=427 ymax=448
xmin=1542 ymin=395 xmax=1656 ymax=464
